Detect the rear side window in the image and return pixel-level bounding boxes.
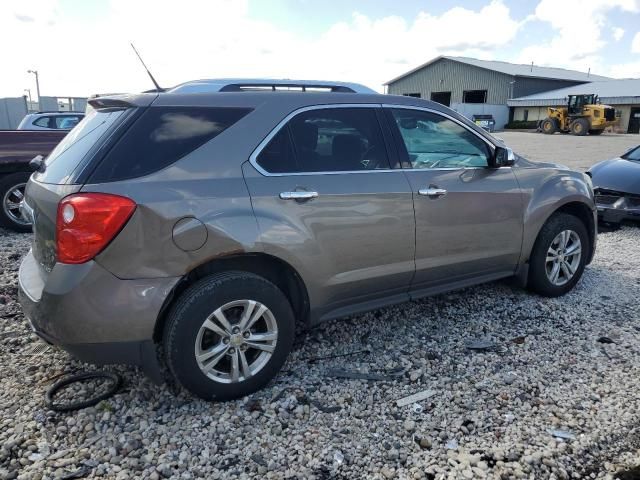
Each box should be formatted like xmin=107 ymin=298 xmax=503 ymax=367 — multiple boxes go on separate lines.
xmin=35 ymin=108 xmax=127 ymax=184
xmin=33 ymin=116 xmax=52 ymax=128
xmin=90 ymin=107 xmax=251 ymax=182
xmin=256 ymin=108 xmax=390 ymax=173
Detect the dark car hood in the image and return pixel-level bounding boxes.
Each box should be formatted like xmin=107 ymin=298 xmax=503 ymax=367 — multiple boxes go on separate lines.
xmin=589 ymin=158 xmax=640 ymax=193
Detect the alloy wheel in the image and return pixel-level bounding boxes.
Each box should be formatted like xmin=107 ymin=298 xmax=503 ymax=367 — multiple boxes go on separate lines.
xmin=2 ymin=182 xmax=30 ymax=227
xmin=194 ymin=300 xmax=278 ymax=383
xmin=545 ymin=230 xmax=582 ymax=286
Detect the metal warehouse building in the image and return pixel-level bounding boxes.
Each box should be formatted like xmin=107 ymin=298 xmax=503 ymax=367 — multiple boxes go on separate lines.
xmin=385 ymin=56 xmax=607 ymax=129
xmin=508 ymin=79 xmax=640 ymax=134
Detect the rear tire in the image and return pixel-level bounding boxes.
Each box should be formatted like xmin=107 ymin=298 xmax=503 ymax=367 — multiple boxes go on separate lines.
xmin=588 ymin=129 xmax=604 ymax=135
xmin=163 ymin=272 xmax=295 ymax=401
xmin=570 ymin=118 xmax=589 ymax=136
xmin=541 ymin=118 xmax=557 ymax=134
xmin=527 ymin=213 xmax=589 ymax=297
xmin=0 ymin=172 xmax=32 ymax=233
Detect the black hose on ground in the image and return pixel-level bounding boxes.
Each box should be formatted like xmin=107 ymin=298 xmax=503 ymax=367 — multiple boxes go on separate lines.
xmin=45 ymin=371 xmax=122 ymax=412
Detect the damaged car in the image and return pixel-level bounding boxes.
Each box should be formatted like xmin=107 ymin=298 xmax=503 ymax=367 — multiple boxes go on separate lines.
xmin=588 ymin=145 xmax=640 ymax=224
xmin=18 ymin=79 xmax=597 ymax=401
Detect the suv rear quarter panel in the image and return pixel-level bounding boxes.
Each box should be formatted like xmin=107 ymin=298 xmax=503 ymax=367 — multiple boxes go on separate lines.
xmin=87 ymin=95 xmax=313 ymax=279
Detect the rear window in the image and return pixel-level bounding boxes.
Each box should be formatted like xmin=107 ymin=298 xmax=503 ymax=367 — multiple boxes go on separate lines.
xmin=35 ymin=108 xmax=127 ymax=184
xmin=89 ymin=106 xmax=251 ymax=182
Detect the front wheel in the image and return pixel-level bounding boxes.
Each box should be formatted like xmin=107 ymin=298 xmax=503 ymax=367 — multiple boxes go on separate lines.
xmin=541 ymin=118 xmax=557 ymax=134
xmin=570 ymin=118 xmax=589 ymax=136
xmin=163 ymin=272 xmax=295 ymax=401
xmin=527 ymin=213 xmax=589 ymax=297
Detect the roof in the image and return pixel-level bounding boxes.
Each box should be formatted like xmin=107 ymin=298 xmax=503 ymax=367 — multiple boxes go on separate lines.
xmin=385 ymin=56 xmax=609 ymax=85
xmin=168 ymin=78 xmax=377 ymax=94
xmin=507 ymin=78 xmax=640 ymax=107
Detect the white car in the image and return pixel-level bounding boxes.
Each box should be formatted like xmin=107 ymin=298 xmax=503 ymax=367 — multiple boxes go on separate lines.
xmin=17 ymin=112 xmax=84 ymax=130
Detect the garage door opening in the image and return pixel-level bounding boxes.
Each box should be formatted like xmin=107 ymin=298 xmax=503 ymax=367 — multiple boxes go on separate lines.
xmin=430 ymin=91 xmax=451 ymax=107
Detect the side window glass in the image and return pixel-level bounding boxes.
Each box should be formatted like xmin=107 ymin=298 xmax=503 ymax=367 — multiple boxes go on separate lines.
xmin=33 ymin=117 xmax=51 ymax=128
xmin=56 ymin=116 xmax=80 ymax=129
xmin=289 ymin=108 xmax=390 ymax=172
xmin=390 ymin=109 xmax=490 ymax=169
xmin=256 ymin=108 xmax=392 ymax=174
xmin=256 ymin=127 xmax=297 ymax=173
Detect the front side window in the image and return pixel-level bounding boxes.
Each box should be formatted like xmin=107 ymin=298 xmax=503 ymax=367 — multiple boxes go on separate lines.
xmin=390 ymin=109 xmax=491 ymax=169
xmin=56 ymin=116 xmax=82 ymax=129
xmin=256 ymin=107 xmax=390 ymax=173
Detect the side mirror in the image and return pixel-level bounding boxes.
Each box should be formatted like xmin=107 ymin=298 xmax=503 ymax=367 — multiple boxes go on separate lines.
xmin=490 ymin=146 xmax=515 ymax=168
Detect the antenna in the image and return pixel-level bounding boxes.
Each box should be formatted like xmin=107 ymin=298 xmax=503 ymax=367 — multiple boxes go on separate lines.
xmin=530 ymin=61 xmax=533 ymax=72
xmin=130 ymin=43 xmax=163 ymax=92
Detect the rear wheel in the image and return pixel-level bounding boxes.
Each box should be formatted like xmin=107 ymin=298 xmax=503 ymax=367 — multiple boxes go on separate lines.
xmin=588 ymin=129 xmax=604 ymax=135
xmin=570 ymin=118 xmax=589 ymax=136
xmin=527 ymin=213 xmax=589 ymax=297
xmin=0 ymin=172 xmax=32 ymax=233
xmin=163 ymin=272 xmax=295 ymax=401
xmin=541 ymin=118 xmax=557 ymax=134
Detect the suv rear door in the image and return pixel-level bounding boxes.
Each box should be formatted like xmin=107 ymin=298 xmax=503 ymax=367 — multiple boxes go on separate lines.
xmin=242 ymin=105 xmax=415 ymax=322
xmin=384 ymin=106 xmax=523 ymax=294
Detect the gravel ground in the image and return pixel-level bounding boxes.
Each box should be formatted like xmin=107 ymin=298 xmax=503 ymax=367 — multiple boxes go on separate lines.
xmin=494 ymin=131 xmax=639 ymax=171
xmin=1 ymin=226 xmax=640 ymax=480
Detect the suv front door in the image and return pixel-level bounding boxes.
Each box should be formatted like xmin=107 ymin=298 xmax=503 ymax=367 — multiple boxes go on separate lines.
xmin=385 ymin=107 xmax=523 ymax=295
xmin=243 ymin=105 xmax=415 ymax=321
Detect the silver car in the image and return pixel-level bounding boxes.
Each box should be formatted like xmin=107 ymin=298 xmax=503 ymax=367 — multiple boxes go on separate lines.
xmin=18 ymin=80 xmax=597 ymax=400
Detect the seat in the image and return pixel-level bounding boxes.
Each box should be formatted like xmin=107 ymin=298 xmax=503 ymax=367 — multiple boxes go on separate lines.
xmin=331 ymin=134 xmax=365 ymax=171
xmin=290 ymin=122 xmax=320 ymax=171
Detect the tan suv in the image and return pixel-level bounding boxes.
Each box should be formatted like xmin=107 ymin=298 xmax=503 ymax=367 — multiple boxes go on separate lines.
xmin=18 ymin=80 xmax=596 ymax=400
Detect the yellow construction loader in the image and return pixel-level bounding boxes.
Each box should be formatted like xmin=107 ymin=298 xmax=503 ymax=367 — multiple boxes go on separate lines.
xmin=540 ymin=94 xmax=617 ymax=136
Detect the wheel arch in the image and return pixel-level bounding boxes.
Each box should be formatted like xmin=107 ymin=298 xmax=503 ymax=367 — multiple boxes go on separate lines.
xmin=526 ymin=200 xmax=596 ymax=266
xmin=153 ymin=252 xmax=311 ymax=342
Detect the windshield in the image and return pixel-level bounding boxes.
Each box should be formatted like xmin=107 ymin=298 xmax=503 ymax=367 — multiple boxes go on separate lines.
xmin=622 ymin=145 xmax=640 ymax=162
xmin=34 ymin=108 xmax=127 ymax=184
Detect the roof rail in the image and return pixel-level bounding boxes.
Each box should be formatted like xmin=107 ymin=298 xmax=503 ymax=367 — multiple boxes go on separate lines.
xmin=32 ymin=111 xmax=85 ymax=114
xmin=168 ymin=78 xmax=377 ymax=94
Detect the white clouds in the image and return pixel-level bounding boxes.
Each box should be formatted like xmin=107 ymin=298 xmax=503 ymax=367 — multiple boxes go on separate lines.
xmin=633 ymin=32 xmax=640 ymax=53
xmin=613 ymin=27 xmax=625 ymax=41
xmin=517 ymin=0 xmax=640 ymax=72
xmin=0 ymin=0 xmax=637 ymax=98
xmin=0 ymin=0 xmax=521 ymax=97
xmin=609 ymin=61 xmax=640 ymax=78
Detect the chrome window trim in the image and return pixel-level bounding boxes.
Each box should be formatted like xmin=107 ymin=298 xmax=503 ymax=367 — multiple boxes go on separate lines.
xmin=248 ymin=103 xmax=503 ymax=177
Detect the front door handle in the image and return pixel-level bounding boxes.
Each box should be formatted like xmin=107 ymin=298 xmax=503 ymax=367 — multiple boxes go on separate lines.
xmin=418 ymin=187 xmax=447 ymax=198
xmin=279 ymin=191 xmax=319 ymax=201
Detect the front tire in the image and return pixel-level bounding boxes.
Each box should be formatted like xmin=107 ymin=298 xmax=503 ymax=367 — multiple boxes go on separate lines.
xmin=163 ymin=272 xmax=295 ymax=401
xmin=570 ymin=118 xmax=589 ymax=136
xmin=541 ymin=118 xmax=557 ymax=134
xmin=0 ymin=172 xmax=32 ymax=232
xmin=527 ymin=213 xmax=589 ymax=297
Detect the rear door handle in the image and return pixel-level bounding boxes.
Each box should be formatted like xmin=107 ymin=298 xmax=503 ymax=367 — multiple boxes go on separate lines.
xmin=279 ymin=191 xmax=319 ymax=201
xmin=418 ymin=187 xmax=447 ymax=198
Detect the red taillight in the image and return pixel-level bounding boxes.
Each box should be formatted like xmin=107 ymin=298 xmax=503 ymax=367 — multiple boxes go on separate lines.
xmin=56 ymin=193 xmax=136 ymax=264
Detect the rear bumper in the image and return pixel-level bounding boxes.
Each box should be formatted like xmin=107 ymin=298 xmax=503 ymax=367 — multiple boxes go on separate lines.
xmin=18 ymin=250 xmax=180 ymax=380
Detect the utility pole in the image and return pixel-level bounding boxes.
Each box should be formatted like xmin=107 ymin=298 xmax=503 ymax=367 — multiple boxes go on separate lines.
xmin=27 ymin=70 xmax=41 ymax=111
xmin=24 ymin=89 xmax=32 ymax=111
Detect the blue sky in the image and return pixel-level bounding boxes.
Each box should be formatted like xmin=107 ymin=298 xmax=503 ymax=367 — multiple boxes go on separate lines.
xmin=1 ymin=0 xmax=639 ymax=97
